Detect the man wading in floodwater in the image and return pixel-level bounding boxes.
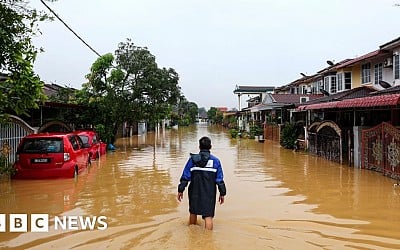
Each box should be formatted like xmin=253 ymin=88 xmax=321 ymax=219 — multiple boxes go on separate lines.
xmin=177 ymin=136 xmax=226 ymax=230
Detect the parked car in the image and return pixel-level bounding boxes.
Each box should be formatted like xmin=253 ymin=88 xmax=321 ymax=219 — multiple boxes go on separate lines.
xmin=13 ymin=133 xmax=90 ymax=179
xmin=73 ymin=130 xmax=106 ymax=161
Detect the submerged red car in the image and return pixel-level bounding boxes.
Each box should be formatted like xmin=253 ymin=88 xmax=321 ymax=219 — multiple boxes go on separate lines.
xmin=13 ymin=133 xmax=90 ymax=179
xmin=73 ymin=130 xmax=106 ymax=161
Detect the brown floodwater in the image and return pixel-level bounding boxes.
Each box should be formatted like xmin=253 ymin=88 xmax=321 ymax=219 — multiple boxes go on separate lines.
xmin=0 ymin=124 xmax=399 ymax=249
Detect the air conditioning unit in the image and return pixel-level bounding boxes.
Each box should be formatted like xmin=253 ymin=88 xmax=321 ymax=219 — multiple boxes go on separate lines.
xmin=300 ymin=97 xmax=309 ymax=103
xmin=384 ymin=58 xmax=393 ymax=67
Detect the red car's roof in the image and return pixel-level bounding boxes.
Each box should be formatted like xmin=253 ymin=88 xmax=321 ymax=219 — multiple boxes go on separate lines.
xmin=25 ymin=132 xmax=69 ymax=138
xmin=73 ymin=130 xmax=97 ymax=137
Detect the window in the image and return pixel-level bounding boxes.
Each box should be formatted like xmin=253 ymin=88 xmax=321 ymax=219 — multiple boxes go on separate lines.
xmin=323 ymin=76 xmax=337 ymax=94
xmin=324 ymin=76 xmax=329 ymax=91
xmin=330 ymin=76 xmax=337 ymax=93
xmin=374 ymin=63 xmax=383 ymax=84
xmin=361 ymin=63 xmax=371 ymax=83
xmin=311 ymin=81 xmax=320 ymax=94
xmin=337 ymin=72 xmax=343 ymax=92
xmin=21 ymin=138 xmax=62 ymax=153
xmin=79 ymin=135 xmax=89 ymax=144
xmin=395 ymin=54 xmax=400 ymax=80
xmin=302 ymin=86 xmax=306 ymax=94
xmin=317 ymin=79 xmax=323 ymax=93
xmin=344 ymin=72 xmax=352 ymax=89
xmin=69 ymin=136 xmax=79 ymax=150
xmin=76 ymin=135 xmax=84 ymax=149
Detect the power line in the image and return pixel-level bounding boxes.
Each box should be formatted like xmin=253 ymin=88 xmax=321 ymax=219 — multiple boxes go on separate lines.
xmin=40 ymin=0 xmax=101 ymax=57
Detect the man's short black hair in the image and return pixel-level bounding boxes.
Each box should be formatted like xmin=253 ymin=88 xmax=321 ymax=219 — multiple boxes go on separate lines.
xmin=199 ymin=136 xmax=212 ymax=150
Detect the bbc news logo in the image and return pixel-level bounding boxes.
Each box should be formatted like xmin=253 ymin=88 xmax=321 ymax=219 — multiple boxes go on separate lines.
xmin=0 ymin=214 xmax=108 ymax=232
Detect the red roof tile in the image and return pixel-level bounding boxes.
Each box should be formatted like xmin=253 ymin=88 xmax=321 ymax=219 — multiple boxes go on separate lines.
xmin=336 ymin=50 xmax=388 ymax=69
xmin=298 ymin=94 xmax=400 ymax=110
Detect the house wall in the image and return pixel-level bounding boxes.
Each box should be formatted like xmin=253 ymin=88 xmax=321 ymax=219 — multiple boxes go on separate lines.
xmin=351 ymin=65 xmax=362 ymax=88
xmin=382 ymin=65 xmax=393 ymax=84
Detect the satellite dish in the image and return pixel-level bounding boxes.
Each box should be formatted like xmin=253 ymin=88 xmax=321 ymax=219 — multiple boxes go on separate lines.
xmin=320 ymin=88 xmax=330 ymax=96
xmin=379 ymin=80 xmax=391 ymax=89
xmin=300 ymin=73 xmax=307 ymax=77
xmin=326 ymin=60 xmax=334 ymax=66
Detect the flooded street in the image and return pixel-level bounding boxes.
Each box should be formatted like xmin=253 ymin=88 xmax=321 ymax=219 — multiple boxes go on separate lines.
xmin=1 ymin=124 xmax=400 ymax=249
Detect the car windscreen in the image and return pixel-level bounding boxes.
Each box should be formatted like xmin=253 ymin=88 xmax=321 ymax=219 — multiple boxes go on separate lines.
xmin=20 ymin=138 xmax=63 ymax=153
xmin=78 ymin=135 xmax=89 ymax=144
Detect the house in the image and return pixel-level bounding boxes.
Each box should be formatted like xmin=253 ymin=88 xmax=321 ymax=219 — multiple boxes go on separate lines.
xmin=252 ymin=93 xmax=322 ymax=124
xmin=291 ymin=36 xmax=400 ymax=177
xmin=231 ymin=36 xmax=400 ymax=180
xmin=233 ymin=85 xmax=275 ymax=131
xmin=276 ymin=73 xmax=323 ymax=95
xmin=233 ymin=85 xmax=275 ymax=111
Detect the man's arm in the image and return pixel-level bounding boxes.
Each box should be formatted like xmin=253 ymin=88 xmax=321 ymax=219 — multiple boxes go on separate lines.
xmin=177 ymin=158 xmax=192 ymax=202
xmin=215 ymin=158 xmax=226 ymax=203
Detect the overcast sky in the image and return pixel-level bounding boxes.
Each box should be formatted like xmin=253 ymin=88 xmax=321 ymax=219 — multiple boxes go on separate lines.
xmin=32 ymin=0 xmax=400 ymax=110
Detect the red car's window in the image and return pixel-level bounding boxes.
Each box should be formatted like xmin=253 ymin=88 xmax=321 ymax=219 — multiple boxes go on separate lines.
xmin=92 ymin=135 xmax=98 ymax=144
xmin=20 ymin=138 xmax=63 ymax=153
xmin=79 ymin=135 xmax=89 ymax=144
xmin=69 ymin=136 xmax=80 ymax=151
xmin=75 ymin=135 xmax=85 ymax=148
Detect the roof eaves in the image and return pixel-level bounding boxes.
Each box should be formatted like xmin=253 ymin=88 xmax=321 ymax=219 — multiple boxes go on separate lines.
xmin=379 ymin=36 xmax=400 ymax=49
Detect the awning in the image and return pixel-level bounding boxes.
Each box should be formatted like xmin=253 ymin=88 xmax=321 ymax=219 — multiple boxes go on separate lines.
xmin=251 ymin=103 xmax=286 ymax=112
xmin=297 ymin=94 xmax=400 ymax=111
xmin=250 ymin=104 xmax=266 ymax=112
xmin=297 ymin=101 xmax=339 ymax=110
xmin=336 ymin=93 xmax=400 ymax=108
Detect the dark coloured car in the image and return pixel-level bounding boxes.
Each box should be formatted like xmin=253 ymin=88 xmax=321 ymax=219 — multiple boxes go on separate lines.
xmin=13 ymin=133 xmax=90 ymax=179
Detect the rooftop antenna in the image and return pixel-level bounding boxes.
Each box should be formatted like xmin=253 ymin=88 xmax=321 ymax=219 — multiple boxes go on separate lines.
xmin=326 ymin=60 xmax=335 ymax=66
xmin=379 ymin=80 xmax=391 ymax=89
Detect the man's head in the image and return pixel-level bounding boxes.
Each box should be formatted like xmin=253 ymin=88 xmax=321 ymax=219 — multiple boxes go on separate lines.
xmin=199 ymin=136 xmax=212 ymax=150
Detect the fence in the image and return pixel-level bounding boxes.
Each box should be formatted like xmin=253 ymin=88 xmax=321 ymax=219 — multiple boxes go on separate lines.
xmin=362 ymin=122 xmax=400 ymax=179
xmin=0 ymin=116 xmax=36 ymax=166
xmin=264 ymin=124 xmax=280 ymax=142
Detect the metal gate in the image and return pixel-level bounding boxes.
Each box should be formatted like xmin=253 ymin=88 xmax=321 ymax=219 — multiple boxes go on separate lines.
xmin=307 ymin=121 xmax=343 ymax=163
xmin=264 ymin=124 xmax=280 ymax=142
xmin=362 ymin=122 xmax=400 ymax=179
xmin=0 ymin=116 xmax=36 ymax=166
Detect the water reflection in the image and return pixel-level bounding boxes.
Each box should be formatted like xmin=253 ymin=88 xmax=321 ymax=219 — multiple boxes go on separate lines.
xmin=0 ymin=124 xmax=399 ymax=249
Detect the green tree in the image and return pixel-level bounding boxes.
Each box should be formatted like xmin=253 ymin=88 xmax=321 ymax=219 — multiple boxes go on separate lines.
xmin=172 ymin=96 xmax=198 ymax=126
xmin=207 ymin=107 xmax=223 ymax=124
xmin=0 ymin=1 xmax=51 ymax=122
xmin=82 ymin=39 xmax=181 ymax=143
